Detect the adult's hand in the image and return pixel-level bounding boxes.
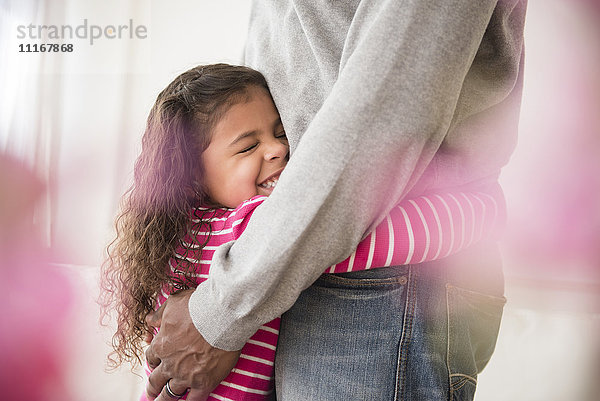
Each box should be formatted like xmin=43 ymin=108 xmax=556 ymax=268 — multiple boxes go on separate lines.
xmin=145 ymin=289 xmax=241 ymax=401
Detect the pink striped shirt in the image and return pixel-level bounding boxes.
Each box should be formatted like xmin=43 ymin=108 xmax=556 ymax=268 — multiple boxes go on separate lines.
xmin=142 ymin=190 xmax=503 ymax=400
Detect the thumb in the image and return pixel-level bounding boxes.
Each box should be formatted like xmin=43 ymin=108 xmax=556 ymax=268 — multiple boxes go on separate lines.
xmin=146 ymin=300 xmax=167 ymax=330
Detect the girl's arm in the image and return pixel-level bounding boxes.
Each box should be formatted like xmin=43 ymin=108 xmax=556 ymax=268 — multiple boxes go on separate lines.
xmin=230 ymin=189 xmax=503 ymax=275
xmin=328 ymin=190 xmax=503 ymax=273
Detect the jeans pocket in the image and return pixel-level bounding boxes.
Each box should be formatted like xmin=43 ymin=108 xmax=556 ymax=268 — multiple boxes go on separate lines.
xmin=315 ymin=266 xmax=409 ymax=300
xmin=446 ymin=284 xmax=506 ymax=400
xmin=276 ymin=267 xmax=409 ymax=400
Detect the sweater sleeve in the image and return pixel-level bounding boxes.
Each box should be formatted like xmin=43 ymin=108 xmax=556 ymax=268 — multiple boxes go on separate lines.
xmin=189 ymin=1 xmax=504 ymax=351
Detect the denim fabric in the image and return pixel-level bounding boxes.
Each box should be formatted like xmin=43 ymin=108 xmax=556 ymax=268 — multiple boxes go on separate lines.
xmin=274 ymin=242 xmax=506 ymax=400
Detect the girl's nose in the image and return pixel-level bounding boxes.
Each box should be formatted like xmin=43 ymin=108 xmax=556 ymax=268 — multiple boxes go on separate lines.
xmin=264 ymin=139 xmax=289 ymax=161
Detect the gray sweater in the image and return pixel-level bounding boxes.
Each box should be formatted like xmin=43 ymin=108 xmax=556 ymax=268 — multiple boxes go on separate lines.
xmin=190 ymin=0 xmax=527 ymax=350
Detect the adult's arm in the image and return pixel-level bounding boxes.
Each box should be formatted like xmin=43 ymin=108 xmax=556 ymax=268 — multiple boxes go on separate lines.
xmin=190 ymin=0 xmax=506 ymax=351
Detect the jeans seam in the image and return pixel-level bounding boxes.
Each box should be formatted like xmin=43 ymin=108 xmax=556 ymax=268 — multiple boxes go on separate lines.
xmin=394 ymin=266 xmax=416 ymax=401
xmin=446 ymin=285 xmax=479 ymax=400
xmin=447 ymin=283 xmax=507 ymax=306
xmin=450 ymin=373 xmax=477 ymax=382
xmin=449 ymin=374 xmax=477 ymax=393
xmin=318 ymin=275 xmax=408 ymax=287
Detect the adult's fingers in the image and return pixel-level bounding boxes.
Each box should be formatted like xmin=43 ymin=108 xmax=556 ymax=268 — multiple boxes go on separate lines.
xmin=146 ymin=300 xmax=166 ymax=329
xmin=146 ymin=361 xmax=170 ymax=400
xmin=145 ymin=334 xmax=162 ymax=369
xmin=185 ymin=388 xmax=212 ymax=401
xmin=154 ymin=379 xmax=189 ymax=401
xmin=144 ymin=329 xmax=154 ymax=345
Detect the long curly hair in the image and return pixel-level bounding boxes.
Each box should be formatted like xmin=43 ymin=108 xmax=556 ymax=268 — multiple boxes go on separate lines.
xmin=100 ymin=64 xmax=269 ymax=368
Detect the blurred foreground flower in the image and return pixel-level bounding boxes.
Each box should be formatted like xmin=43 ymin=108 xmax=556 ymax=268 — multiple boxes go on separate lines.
xmin=0 ymin=153 xmax=74 ymax=401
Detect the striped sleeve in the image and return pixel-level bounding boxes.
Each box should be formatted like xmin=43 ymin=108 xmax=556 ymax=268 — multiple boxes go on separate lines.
xmin=327 ymin=190 xmax=504 ymax=273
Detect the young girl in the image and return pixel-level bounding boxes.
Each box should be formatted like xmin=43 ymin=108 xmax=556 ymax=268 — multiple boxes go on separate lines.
xmin=101 ymin=64 xmax=502 ymax=400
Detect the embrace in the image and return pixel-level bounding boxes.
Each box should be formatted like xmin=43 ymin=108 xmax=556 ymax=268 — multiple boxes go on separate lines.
xmin=101 ymin=2 xmax=527 ymax=400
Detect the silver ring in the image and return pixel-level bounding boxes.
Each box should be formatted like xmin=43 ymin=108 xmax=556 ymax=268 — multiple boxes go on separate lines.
xmin=165 ymin=380 xmax=186 ymax=399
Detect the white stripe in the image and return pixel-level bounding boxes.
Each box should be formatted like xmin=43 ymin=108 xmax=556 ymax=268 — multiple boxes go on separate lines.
xmin=213 ymin=202 xmax=252 ymax=225
xmin=191 ymin=215 xmax=228 ymax=223
xmin=240 ymin=353 xmax=273 ymax=366
xmin=460 ymin=193 xmax=476 ymax=247
xmin=479 ymin=192 xmax=498 ymax=226
xmin=385 ymin=215 xmax=395 ymax=266
xmin=365 ymin=230 xmax=376 ymax=269
xmin=231 ymin=217 xmax=247 ymax=228
xmin=423 ymin=197 xmax=443 ymax=260
xmin=208 ymin=393 xmax=235 ymax=401
xmin=180 ymin=242 xmax=219 ymax=250
xmin=228 ymin=197 xmax=264 ymax=219
xmin=345 ymin=248 xmax=357 ymax=272
xmin=220 ymin=381 xmax=271 ymax=395
xmin=247 ymin=339 xmax=277 ymax=351
xmin=409 ymin=199 xmax=431 ymax=263
xmin=230 ymin=368 xmax=272 ymax=381
xmin=176 ymin=255 xmax=211 ymax=265
xmin=180 ymin=241 xmax=202 ymax=249
xmin=399 ymin=206 xmax=415 ymax=264
xmin=189 ymin=220 xmax=245 ymax=237
xmin=434 ymin=194 xmax=454 ymax=258
xmin=192 ymin=226 xmax=234 ymax=236
xmin=258 ymin=325 xmax=279 ymax=335
xmin=171 ymin=272 xmax=209 ymax=279
xmin=448 ymin=194 xmax=465 ymax=251
xmin=168 ymin=260 xmax=209 ymax=278
xmin=241 ymin=196 xmax=267 ymax=207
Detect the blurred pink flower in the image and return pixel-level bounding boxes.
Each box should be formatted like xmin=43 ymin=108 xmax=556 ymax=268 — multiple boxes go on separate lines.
xmin=0 ymin=153 xmax=74 ymax=401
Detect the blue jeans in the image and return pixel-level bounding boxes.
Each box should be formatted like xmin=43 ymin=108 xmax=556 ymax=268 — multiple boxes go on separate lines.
xmin=274 ymin=241 xmax=506 ymax=400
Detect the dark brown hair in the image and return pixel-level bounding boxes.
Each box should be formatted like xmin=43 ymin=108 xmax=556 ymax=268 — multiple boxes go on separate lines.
xmin=100 ymin=64 xmax=269 ymax=368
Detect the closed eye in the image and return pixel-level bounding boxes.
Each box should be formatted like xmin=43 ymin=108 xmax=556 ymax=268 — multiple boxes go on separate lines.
xmin=238 ymin=143 xmax=258 ymax=153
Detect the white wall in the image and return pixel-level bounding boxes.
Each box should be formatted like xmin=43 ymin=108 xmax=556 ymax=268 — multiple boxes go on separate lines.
xmin=1 ymin=0 xmax=251 ymax=266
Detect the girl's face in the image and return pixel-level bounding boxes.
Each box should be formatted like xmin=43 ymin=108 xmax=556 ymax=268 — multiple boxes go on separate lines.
xmin=201 ymin=87 xmax=289 ymax=208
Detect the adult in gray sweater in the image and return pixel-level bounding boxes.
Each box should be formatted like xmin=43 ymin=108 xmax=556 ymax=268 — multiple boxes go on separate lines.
xmin=146 ymin=1 xmax=527 ymax=400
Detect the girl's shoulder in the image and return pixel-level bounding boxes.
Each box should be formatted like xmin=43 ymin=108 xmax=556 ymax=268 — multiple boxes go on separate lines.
xmin=190 ymin=195 xmax=267 ymax=232
xmin=228 ymin=195 xmax=267 ymax=238
xmin=231 ymin=195 xmax=267 ymax=218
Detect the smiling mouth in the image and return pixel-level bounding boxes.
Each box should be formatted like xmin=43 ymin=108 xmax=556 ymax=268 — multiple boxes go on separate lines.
xmin=259 ymin=175 xmax=280 ymax=189
xmin=258 ymin=169 xmax=283 ymax=190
